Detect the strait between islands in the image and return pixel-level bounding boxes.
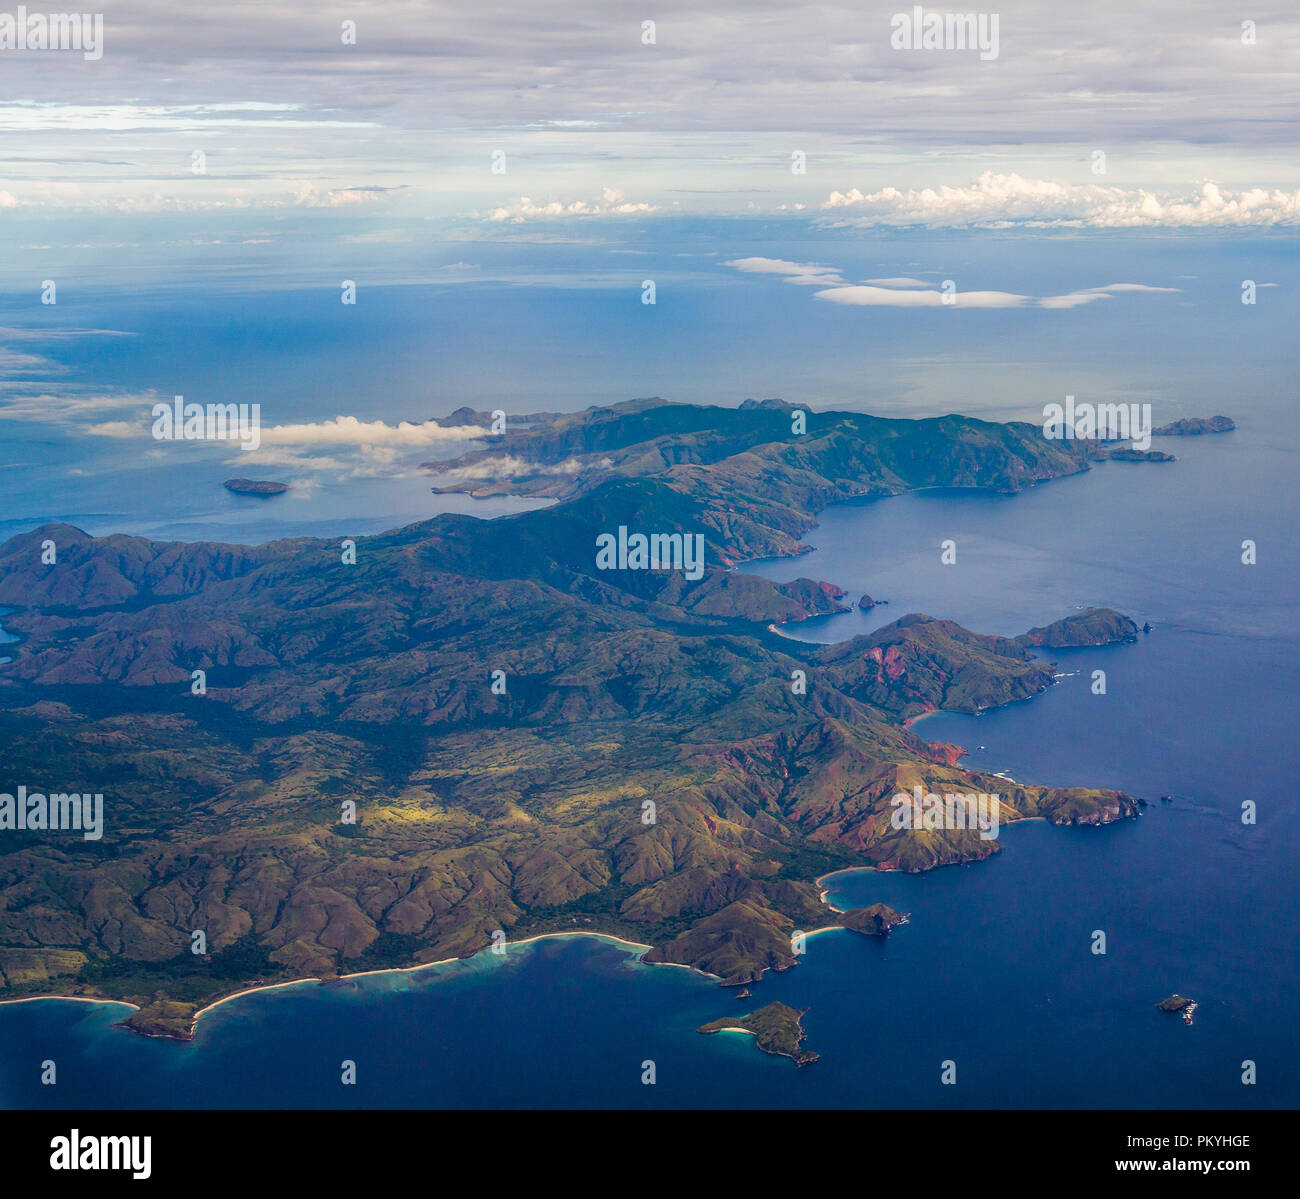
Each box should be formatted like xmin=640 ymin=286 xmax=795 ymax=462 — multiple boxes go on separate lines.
xmin=0 ymin=399 xmax=1170 ymax=1053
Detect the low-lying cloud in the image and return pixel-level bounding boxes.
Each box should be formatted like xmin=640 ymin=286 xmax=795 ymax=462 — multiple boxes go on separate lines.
xmin=485 ymin=187 xmax=657 ymax=223
xmin=255 ymin=415 xmax=484 ymax=448
xmin=820 ymin=173 xmax=1300 ymax=229
xmin=725 ymin=257 xmax=1182 ymax=310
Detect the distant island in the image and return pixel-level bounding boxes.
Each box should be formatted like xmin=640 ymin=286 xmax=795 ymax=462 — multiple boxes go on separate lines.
xmin=698 ymin=1001 xmax=818 ymax=1065
xmin=1016 ymin=609 xmax=1140 ymax=648
xmin=1152 ymin=416 xmax=1235 ymax=436
xmin=1106 ymin=448 xmax=1175 ymax=462
xmin=223 ymin=478 xmax=289 ymax=497
xmin=1157 ymin=994 xmax=1198 ymax=1025
xmin=0 ymin=399 xmax=1150 ymax=1039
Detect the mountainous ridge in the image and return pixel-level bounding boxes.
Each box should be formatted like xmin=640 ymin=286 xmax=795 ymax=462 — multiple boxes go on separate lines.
xmin=0 ymin=401 xmax=1149 ymax=1036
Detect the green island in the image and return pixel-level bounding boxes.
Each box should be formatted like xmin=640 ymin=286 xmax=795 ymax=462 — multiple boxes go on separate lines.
xmin=0 ymin=399 xmax=1148 ymax=1038
xmin=697 ymin=1001 xmax=819 ymax=1066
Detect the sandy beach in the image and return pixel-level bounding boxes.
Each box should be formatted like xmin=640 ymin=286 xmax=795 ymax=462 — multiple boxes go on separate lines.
xmin=0 ymin=928 xmax=720 ymax=1042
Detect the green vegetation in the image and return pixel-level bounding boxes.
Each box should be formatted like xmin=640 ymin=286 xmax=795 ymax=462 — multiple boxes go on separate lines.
xmin=698 ymin=1001 xmax=819 ymax=1065
xmin=0 ymin=400 xmax=1145 ymax=1035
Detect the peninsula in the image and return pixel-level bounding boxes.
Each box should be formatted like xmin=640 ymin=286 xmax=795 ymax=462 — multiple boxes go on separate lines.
xmin=0 ymin=400 xmax=1147 ymax=1038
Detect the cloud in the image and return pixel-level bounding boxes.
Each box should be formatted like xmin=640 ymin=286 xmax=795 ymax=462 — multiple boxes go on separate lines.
xmin=1036 ymin=292 xmax=1111 ymax=310
xmin=0 ymin=325 xmax=133 ymax=341
xmin=427 ymin=454 xmax=612 ymax=483
xmin=723 ymin=257 xmax=846 ymax=286
xmin=288 ymin=183 xmax=401 ymax=209
xmin=821 ymin=173 xmax=1300 ymax=229
xmin=863 ymin=277 xmax=931 ymax=288
xmin=1085 ymin=283 xmax=1183 ymax=293
xmin=5 ymin=3 xmax=1300 ymax=232
xmin=0 ymin=181 xmax=401 ymax=214
xmin=0 ymin=389 xmax=152 ymax=423
xmin=727 ymin=257 xmax=1180 ymax=310
xmin=256 ymin=416 xmax=485 ymax=449
xmin=0 ymin=349 xmax=59 ymax=376
xmin=814 ymin=285 xmax=1029 ymax=308
xmin=84 ymin=420 xmax=143 ymax=438
xmin=1038 ymin=281 xmax=1185 ymax=308
xmin=485 ymin=188 xmax=657 ymax=223
xmin=0 ymin=101 xmax=374 ymax=133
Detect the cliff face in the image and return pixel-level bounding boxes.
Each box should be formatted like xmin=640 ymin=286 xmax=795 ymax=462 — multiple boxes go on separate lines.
xmin=0 ymin=402 xmax=1143 ymax=1033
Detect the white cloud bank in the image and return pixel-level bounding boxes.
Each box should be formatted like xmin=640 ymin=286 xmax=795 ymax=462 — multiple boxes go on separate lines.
xmin=724 ymin=257 xmax=846 ymax=286
xmin=255 ymin=415 xmax=484 ymax=449
xmin=820 ymin=173 xmax=1300 ymax=229
xmin=725 ymin=257 xmax=1182 ymax=310
xmin=816 ymin=286 xmax=1029 ymax=309
xmin=485 ymin=187 xmax=657 ymax=223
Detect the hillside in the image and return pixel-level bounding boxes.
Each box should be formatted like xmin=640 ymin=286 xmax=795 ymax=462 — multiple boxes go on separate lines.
xmin=0 ymin=401 xmax=1145 ymax=1036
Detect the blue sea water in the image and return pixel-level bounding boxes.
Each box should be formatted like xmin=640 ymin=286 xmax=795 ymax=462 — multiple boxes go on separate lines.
xmin=0 ymin=234 xmax=1296 ymax=1109
xmin=2 ymin=410 xmax=1296 ymax=1109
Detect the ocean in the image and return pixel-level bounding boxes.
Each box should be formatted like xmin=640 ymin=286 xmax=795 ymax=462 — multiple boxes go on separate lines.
xmin=2 ymin=405 xmax=1296 ymax=1108
xmin=1 ymin=234 xmax=1296 ymax=1108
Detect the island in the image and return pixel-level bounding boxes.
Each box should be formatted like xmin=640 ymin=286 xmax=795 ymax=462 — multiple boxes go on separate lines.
xmin=840 ymin=904 xmax=907 ymax=936
xmin=1105 ymin=448 xmax=1175 ymax=462
xmin=1157 ymin=994 xmax=1197 ymax=1025
xmin=858 ymin=594 xmax=887 ymax=610
xmin=1152 ymin=416 xmax=1235 ymax=436
xmin=1015 ymin=608 xmax=1140 ymax=648
xmin=698 ymin=1001 xmax=819 ymax=1065
xmin=223 ymin=478 xmax=289 ymax=497
xmin=0 ymin=399 xmax=1149 ymax=1038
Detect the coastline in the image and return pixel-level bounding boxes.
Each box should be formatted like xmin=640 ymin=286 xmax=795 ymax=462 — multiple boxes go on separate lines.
xmin=0 ymin=993 xmax=139 ymax=1014
xmin=1 ymin=645 xmax=1100 ymax=1044
xmin=0 ymin=929 xmax=715 ymax=1043
xmin=0 ymin=437 xmax=1146 ymax=1051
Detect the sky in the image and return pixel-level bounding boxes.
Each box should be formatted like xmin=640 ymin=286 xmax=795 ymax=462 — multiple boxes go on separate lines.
xmin=0 ymin=2 xmax=1296 ymax=519
xmin=1 ymin=1 xmax=1299 ymax=230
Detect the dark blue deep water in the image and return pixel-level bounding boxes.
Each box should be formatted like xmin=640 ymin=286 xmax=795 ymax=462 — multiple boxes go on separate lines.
xmin=2 ymin=390 xmax=1296 ymax=1109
